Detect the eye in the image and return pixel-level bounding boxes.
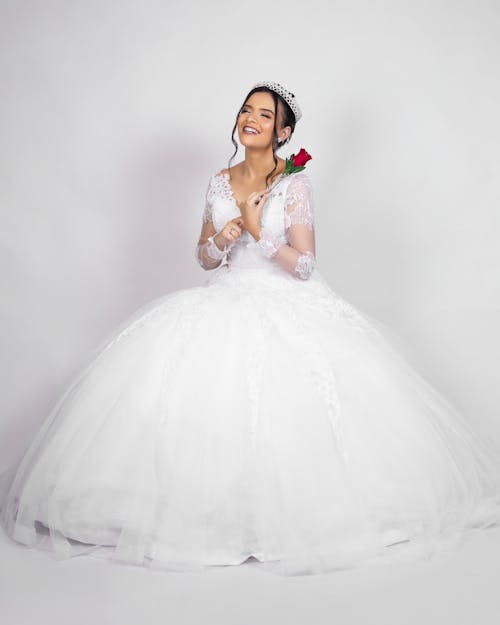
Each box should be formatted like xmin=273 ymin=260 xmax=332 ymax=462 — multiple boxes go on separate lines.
xmin=262 ymin=114 xmax=271 ymax=119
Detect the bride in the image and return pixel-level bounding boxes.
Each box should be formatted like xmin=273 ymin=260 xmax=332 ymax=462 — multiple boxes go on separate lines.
xmin=1 ymin=80 xmax=500 ymax=577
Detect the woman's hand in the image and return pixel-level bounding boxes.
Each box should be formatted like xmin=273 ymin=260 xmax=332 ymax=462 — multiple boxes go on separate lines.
xmin=240 ymin=189 xmax=269 ymax=239
xmin=215 ymin=217 xmax=245 ymax=249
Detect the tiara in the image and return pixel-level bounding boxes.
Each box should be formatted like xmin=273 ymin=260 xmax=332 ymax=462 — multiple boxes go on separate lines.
xmin=252 ymin=80 xmax=302 ymax=122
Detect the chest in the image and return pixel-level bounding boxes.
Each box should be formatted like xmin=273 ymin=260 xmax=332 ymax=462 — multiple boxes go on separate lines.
xmin=210 ymin=176 xmax=288 ymax=237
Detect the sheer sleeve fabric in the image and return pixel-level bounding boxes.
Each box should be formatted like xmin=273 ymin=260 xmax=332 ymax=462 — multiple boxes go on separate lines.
xmin=195 ymin=175 xmax=233 ymax=270
xmin=256 ymin=172 xmax=316 ymax=280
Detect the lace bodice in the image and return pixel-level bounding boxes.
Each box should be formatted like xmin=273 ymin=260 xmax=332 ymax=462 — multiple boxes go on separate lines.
xmin=196 ymin=170 xmax=316 ymax=280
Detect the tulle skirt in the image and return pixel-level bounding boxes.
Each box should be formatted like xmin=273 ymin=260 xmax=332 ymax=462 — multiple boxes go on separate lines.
xmin=1 ymin=263 xmax=500 ymax=576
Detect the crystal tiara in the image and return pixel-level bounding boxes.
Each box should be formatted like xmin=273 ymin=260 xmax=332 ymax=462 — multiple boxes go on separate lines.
xmin=251 ymin=81 xmax=302 ymax=122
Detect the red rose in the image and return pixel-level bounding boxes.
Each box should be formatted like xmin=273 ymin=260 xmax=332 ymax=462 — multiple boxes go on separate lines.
xmin=283 ymin=147 xmax=313 ymax=177
xmin=292 ymin=148 xmax=312 ymax=168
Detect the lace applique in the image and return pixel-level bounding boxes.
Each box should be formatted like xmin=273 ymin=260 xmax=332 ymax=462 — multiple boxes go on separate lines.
xmin=240 ymin=293 xmax=274 ymax=457
xmin=295 ymin=251 xmax=316 ymax=280
xmin=201 ymin=176 xmax=214 ymax=224
xmin=205 ymin=235 xmax=229 ymax=260
xmin=284 ymin=173 xmax=314 ymax=231
xmin=196 ymin=235 xmax=232 ymax=269
xmin=202 ymin=172 xmax=239 ymax=223
xmin=98 ymin=287 xmax=213 ymax=356
xmin=200 ymin=171 xmax=316 ymax=279
xmin=293 ymin=278 xmax=372 ymax=332
xmin=328 ymin=295 xmax=371 ymax=331
xmin=212 ymin=173 xmax=235 ymax=201
xmin=281 ymin=297 xmax=348 ymax=463
xmin=256 ymin=226 xmax=286 ymax=258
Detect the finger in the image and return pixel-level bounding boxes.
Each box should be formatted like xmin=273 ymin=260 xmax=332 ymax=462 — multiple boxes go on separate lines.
xmin=248 ymin=189 xmax=268 ymax=200
xmin=228 ymin=225 xmax=241 ymax=238
xmin=253 ymin=191 xmax=268 ymax=205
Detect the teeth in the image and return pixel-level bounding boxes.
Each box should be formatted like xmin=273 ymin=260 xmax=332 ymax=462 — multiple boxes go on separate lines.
xmin=244 ymin=127 xmax=258 ymax=134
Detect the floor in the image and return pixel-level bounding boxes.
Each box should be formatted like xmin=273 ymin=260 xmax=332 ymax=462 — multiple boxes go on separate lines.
xmin=1 ymin=526 xmax=500 ymax=625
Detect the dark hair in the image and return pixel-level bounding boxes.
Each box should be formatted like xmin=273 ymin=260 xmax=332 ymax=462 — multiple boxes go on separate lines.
xmin=227 ymin=87 xmax=297 ymax=188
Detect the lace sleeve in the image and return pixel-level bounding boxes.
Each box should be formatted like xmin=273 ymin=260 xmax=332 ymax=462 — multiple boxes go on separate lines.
xmin=195 ymin=175 xmax=231 ymax=270
xmin=201 ymin=176 xmax=214 ymax=224
xmin=255 ymin=172 xmax=316 ymax=280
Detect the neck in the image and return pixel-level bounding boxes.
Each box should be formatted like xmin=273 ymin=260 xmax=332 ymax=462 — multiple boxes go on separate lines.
xmin=242 ymin=147 xmax=283 ymax=180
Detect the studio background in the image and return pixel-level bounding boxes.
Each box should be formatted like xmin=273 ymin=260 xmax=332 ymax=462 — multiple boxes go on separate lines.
xmin=1 ymin=0 xmax=499 ymax=468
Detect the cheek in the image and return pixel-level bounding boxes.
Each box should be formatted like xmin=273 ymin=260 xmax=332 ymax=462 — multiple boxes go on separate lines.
xmin=260 ymin=120 xmax=275 ymax=136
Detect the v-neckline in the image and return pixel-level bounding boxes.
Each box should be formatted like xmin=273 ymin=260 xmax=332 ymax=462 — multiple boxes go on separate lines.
xmin=217 ymin=171 xmax=286 ymax=209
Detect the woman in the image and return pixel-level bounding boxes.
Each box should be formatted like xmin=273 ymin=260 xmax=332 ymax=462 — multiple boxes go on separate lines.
xmin=1 ymin=81 xmax=500 ymax=577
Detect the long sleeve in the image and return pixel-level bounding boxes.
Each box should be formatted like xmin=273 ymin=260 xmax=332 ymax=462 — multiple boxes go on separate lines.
xmin=195 ymin=176 xmax=233 ymax=270
xmin=196 ymin=233 xmax=231 ymax=270
xmin=255 ymin=172 xmax=316 ymax=280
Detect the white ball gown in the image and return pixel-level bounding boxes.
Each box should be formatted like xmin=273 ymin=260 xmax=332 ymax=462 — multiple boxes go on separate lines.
xmin=1 ymin=169 xmax=500 ymax=577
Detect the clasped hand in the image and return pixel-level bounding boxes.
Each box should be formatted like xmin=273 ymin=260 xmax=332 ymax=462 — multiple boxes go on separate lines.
xmin=219 ymin=189 xmax=269 ymax=246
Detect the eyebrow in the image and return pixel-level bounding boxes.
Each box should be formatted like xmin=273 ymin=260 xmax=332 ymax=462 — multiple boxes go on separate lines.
xmin=242 ymin=104 xmax=275 ymax=115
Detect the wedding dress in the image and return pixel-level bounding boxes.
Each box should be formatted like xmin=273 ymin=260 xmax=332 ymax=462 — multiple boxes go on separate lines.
xmin=1 ymin=169 xmax=500 ymax=577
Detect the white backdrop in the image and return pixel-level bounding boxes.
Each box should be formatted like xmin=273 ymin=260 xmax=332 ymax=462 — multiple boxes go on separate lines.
xmin=1 ymin=0 xmax=499 ymax=466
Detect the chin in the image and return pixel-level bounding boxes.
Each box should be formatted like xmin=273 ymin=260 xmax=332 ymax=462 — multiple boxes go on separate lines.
xmin=239 ymin=135 xmax=267 ymax=148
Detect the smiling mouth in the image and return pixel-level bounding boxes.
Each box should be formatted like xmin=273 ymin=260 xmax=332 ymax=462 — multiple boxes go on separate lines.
xmin=243 ymin=126 xmax=259 ymax=135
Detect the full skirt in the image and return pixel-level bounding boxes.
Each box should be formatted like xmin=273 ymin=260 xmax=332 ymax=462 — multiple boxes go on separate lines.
xmin=1 ymin=264 xmax=500 ymax=576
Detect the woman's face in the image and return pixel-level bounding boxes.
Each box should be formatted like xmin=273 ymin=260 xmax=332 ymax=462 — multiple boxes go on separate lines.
xmin=237 ymin=91 xmax=289 ymax=149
